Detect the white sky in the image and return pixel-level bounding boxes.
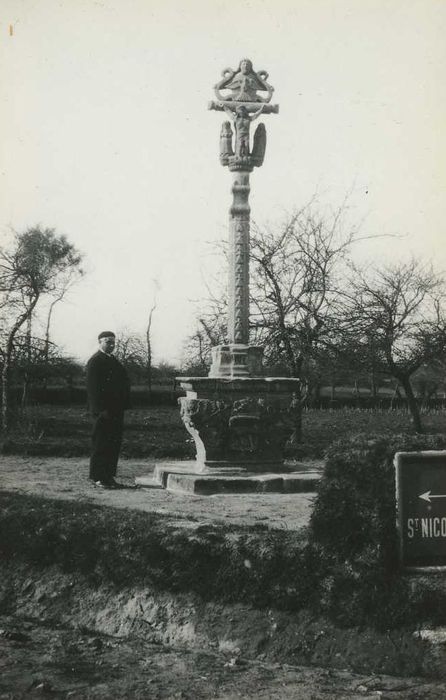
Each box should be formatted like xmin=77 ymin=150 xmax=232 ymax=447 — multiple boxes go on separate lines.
xmin=0 ymin=0 xmax=445 ymax=365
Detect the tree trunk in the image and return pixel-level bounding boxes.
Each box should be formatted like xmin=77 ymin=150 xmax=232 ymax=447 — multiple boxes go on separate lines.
xmin=1 ymin=297 xmax=39 ymax=432
xmin=291 ymin=412 xmax=303 ymax=444
xmin=400 ymin=375 xmax=423 ymax=433
xmin=288 ymin=382 xmax=303 ymax=444
xmin=146 ymin=336 xmax=152 ymax=395
xmin=2 ymin=330 xmax=17 ymax=432
xmin=310 ymin=380 xmax=322 ymax=408
xmin=390 ymin=382 xmax=402 ymax=410
xmin=370 ymin=371 xmax=378 ymax=399
xmin=21 ymin=373 xmax=29 ymax=410
xmin=1 ymin=358 xmax=9 ymax=432
xmin=43 ymin=303 xmax=54 ymax=390
xmin=146 ymin=300 xmax=157 ymax=396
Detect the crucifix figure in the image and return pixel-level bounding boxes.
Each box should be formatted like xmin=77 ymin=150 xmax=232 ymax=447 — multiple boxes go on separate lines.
xmin=223 ymin=105 xmax=264 ymax=158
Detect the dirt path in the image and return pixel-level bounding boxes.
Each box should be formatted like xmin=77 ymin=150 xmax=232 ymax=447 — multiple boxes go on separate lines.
xmin=2 ymin=613 xmax=446 ymax=699
xmin=0 ymin=456 xmax=317 ymax=530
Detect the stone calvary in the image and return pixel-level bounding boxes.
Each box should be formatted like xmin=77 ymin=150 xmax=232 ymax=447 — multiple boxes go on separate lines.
xmin=137 ymin=59 xmax=317 ymax=494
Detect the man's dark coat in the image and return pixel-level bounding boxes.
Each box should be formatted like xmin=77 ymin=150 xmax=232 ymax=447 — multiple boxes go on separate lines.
xmin=86 ymin=351 xmax=130 ymax=416
xmin=86 ymin=351 xmax=130 ymax=483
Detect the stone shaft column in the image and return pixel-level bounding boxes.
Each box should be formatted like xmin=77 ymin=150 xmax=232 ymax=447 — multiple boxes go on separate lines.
xmin=228 ymin=171 xmax=250 ymax=345
xmin=208 ymin=63 xmax=275 ymax=379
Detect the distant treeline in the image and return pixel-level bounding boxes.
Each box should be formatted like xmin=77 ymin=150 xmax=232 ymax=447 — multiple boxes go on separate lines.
xmin=7 ymin=383 xmax=183 ymax=407
xmin=4 ymin=384 xmax=446 ymax=410
xmin=310 ymin=396 xmax=446 ymax=411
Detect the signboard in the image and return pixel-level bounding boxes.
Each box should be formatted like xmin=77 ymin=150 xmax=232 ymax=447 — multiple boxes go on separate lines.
xmin=395 ymin=451 xmax=446 ymax=571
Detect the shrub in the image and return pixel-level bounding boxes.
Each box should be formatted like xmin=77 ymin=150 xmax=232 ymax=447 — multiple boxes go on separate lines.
xmin=309 ymin=433 xmax=446 ymax=628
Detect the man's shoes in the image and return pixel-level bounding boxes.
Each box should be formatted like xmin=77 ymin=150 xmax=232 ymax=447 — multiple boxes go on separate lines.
xmin=92 ymin=480 xmax=114 ymax=489
xmin=109 ymin=478 xmax=125 ymax=489
xmin=91 ymin=478 xmax=124 ymax=490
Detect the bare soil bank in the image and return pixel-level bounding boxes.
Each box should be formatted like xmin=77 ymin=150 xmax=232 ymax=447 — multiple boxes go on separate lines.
xmin=2 ymin=562 xmax=446 ymax=699
xmin=3 ymin=614 xmax=446 ymax=700
xmin=2 ymin=455 xmax=446 ymax=696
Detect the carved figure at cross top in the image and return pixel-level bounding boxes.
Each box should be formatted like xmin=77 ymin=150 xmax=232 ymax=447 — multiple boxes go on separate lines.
xmin=215 ymin=58 xmax=274 ymax=104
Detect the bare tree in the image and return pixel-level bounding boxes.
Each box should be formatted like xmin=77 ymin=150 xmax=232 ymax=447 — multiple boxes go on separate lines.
xmin=114 ymin=329 xmax=147 ymax=385
xmin=249 ymin=203 xmax=364 ymax=379
xmin=43 ymin=267 xmax=83 ymax=361
xmin=181 ymin=313 xmax=227 ymax=375
xmin=182 ymin=263 xmax=228 ymax=375
xmin=181 ymin=328 xmax=211 ymax=376
xmin=10 ymin=332 xmax=61 ymax=408
xmin=0 ymin=226 xmax=83 ymax=431
xmin=247 ymin=202 xmax=371 ymax=441
xmin=146 ymin=281 xmax=160 ymax=394
xmin=115 ymin=330 xmax=146 ymax=364
xmin=345 ymin=259 xmax=446 ymax=432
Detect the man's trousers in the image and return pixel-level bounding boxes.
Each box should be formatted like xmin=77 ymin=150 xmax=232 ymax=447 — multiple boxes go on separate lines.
xmin=89 ymin=412 xmax=124 ymax=483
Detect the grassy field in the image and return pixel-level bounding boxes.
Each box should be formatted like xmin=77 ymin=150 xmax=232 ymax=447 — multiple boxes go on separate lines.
xmin=1 ymin=404 xmax=446 ymax=459
xmin=300 ymin=406 xmax=446 ymax=456
xmin=1 ymin=406 xmax=194 ymax=459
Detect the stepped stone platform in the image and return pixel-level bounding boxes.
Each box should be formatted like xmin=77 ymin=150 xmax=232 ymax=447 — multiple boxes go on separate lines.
xmin=135 ymin=462 xmax=321 ymax=495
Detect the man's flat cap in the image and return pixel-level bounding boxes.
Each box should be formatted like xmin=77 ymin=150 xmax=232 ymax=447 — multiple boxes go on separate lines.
xmin=98 ymin=331 xmax=116 ymax=340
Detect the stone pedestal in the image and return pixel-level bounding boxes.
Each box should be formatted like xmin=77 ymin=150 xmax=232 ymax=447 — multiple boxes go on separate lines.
xmin=209 ymin=344 xmax=263 ymax=378
xmin=178 ymin=376 xmax=301 ymax=472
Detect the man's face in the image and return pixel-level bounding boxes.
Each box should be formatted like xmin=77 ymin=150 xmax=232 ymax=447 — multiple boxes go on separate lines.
xmin=99 ymin=335 xmax=115 ymax=354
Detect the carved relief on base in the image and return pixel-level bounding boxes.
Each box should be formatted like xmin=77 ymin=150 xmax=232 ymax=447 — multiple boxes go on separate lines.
xmin=179 ymin=392 xmax=300 ymax=470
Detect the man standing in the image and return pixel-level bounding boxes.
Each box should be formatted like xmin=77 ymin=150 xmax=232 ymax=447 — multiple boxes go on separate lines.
xmin=86 ymin=331 xmax=130 ymax=488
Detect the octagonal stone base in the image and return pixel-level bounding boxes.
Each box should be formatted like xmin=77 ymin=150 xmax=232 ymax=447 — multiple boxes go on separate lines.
xmin=177 ymin=376 xmax=301 ymax=472
xmin=135 ymin=462 xmax=321 ymax=495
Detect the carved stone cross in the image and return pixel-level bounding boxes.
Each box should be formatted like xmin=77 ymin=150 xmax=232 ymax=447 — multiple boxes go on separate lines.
xmin=208 ymin=59 xmax=278 ymax=377
xmin=137 ymin=57 xmax=302 ymax=485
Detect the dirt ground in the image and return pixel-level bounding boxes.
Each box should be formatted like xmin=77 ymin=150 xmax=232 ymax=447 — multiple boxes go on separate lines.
xmin=2 ymin=612 xmax=446 ymax=700
xmin=0 ymin=456 xmax=318 ymax=530
xmin=3 ymin=456 xmax=446 ymax=698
